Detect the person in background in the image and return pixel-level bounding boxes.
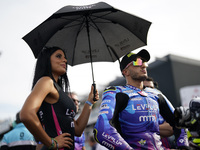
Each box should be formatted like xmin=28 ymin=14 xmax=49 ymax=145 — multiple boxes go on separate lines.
xmin=88 ymin=136 xmax=97 ymax=150
xmin=143 ymin=76 xmax=157 ymax=89
xmin=0 ymin=112 xmax=36 ymax=150
xmin=68 ymin=92 xmax=86 ymax=150
xmin=20 ymin=46 xmax=99 ymax=150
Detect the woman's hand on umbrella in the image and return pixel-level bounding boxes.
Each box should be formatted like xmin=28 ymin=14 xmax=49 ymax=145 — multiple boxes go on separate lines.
xmin=54 ymin=133 xmax=73 ymax=149
xmin=88 ymin=84 xmax=99 ymax=103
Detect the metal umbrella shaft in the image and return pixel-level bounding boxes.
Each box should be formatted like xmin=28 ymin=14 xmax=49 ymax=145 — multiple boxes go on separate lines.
xmin=85 ymin=15 xmax=96 ymax=101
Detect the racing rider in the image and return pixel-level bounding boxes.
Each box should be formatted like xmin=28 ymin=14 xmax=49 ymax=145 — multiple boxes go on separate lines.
xmin=93 ymin=49 xmax=189 ymax=149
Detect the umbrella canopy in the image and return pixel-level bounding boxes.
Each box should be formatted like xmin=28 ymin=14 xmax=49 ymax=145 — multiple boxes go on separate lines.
xmin=23 ymin=2 xmax=151 ymax=83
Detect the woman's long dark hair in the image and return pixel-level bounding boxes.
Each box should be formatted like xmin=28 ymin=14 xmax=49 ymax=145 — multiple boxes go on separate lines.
xmin=32 ymin=46 xmax=69 ymax=92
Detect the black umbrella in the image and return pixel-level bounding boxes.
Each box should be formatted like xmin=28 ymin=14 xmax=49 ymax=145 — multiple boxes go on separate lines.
xmin=23 ymin=2 xmax=151 ymax=89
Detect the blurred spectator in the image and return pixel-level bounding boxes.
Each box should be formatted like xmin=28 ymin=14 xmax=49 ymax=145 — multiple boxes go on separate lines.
xmin=0 ymin=111 xmax=36 ymax=150
xmin=143 ymin=76 xmax=158 ymax=89
xmin=69 ymin=92 xmax=86 ymax=150
xmin=88 ymin=136 xmax=97 ymax=150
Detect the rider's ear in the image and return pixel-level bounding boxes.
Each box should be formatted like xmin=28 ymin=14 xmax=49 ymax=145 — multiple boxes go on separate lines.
xmin=122 ymin=68 xmax=129 ymax=76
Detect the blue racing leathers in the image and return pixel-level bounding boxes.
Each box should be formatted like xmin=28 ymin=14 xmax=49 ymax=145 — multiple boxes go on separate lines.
xmin=94 ymin=85 xmax=169 ymax=150
xmin=144 ymin=87 xmax=190 ymax=149
xmin=144 ymin=87 xmax=175 ymax=127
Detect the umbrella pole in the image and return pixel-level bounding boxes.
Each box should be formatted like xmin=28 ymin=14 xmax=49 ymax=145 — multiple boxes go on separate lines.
xmin=86 ymin=16 xmax=97 ymax=101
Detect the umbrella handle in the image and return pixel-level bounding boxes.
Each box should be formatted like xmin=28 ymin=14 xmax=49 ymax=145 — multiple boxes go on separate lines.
xmin=92 ymin=83 xmax=97 ymax=101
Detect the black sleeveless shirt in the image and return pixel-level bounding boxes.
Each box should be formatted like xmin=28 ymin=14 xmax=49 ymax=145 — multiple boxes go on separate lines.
xmin=37 ymin=82 xmax=76 ymax=150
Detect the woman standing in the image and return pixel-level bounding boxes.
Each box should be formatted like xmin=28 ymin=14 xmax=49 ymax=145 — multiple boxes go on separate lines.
xmin=20 ymin=47 xmax=99 ymax=150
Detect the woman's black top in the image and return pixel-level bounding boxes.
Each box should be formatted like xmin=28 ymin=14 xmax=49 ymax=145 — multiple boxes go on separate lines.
xmin=37 ymin=82 xmax=76 ymax=150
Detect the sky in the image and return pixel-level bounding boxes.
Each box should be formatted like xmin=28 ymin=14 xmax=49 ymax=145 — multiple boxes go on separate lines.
xmin=0 ymin=0 xmax=200 ymax=120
